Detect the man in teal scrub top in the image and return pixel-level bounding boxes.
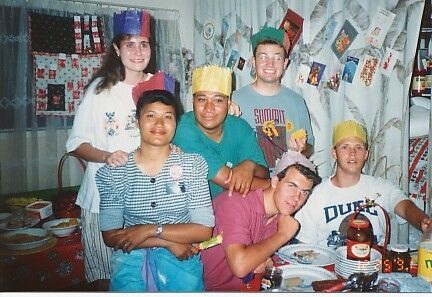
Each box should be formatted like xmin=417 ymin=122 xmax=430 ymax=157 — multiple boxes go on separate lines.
xmin=173 ymin=65 xmax=269 ymax=198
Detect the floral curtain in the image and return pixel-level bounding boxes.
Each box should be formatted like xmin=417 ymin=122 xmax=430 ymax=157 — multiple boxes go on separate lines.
xmin=193 ymin=0 xmax=425 ymax=244
xmin=0 ymin=0 xmax=185 ymax=195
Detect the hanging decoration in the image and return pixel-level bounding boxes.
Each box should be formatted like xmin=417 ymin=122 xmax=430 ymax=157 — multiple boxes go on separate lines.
xmin=29 ymin=12 xmax=106 ymax=116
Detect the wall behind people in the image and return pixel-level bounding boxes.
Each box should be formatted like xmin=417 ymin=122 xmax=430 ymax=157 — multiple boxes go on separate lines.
xmin=0 ymin=0 xmax=193 ymax=195
xmin=193 ymin=0 xmax=422 ymax=194
xmin=193 ymin=0 xmax=425 ymax=244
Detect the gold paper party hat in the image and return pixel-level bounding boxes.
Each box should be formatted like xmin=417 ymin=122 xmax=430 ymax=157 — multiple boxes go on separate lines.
xmin=192 ymin=65 xmax=232 ymax=97
xmin=332 ymin=120 xmax=367 ymax=147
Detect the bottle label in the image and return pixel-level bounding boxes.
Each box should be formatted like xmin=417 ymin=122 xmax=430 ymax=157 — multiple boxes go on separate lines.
xmin=412 ymin=76 xmax=426 ymax=91
xmin=418 ymin=243 xmax=432 ymax=283
xmin=347 ymin=239 xmax=371 ymax=260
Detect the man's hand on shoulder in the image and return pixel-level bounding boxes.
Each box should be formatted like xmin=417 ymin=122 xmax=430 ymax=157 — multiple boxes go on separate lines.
xmin=225 ymin=160 xmax=256 ymax=197
xmin=106 ymin=150 xmax=128 ymax=167
xmin=228 ymin=101 xmax=242 ymax=117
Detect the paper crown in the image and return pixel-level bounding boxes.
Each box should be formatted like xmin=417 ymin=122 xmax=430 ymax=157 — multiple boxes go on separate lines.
xmin=113 ymin=10 xmax=151 ymax=37
xmin=132 ymin=72 xmax=175 ymax=106
xmin=192 ymin=65 xmax=232 ymax=97
xmin=251 ymin=26 xmax=288 ymax=53
xmin=332 ymin=120 xmax=367 ymax=147
xmin=273 ymin=150 xmax=317 ymax=176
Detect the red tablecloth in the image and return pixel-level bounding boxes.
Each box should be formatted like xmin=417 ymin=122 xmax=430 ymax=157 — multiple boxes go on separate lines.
xmin=0 ymin=231 xmax=84 ymax=291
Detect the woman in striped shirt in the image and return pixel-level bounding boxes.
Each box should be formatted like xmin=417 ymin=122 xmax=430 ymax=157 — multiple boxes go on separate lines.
xmin=96 ymin=87 xmax=215 ymax=291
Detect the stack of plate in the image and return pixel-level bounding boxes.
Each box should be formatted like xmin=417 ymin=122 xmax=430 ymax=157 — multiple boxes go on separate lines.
xmin=335 ymin=246 xmax=382 ymax=279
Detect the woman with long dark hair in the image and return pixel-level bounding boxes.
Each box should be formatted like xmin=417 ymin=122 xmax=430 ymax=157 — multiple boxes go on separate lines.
xmin=66 ymin=10 xmax=154 ymax=290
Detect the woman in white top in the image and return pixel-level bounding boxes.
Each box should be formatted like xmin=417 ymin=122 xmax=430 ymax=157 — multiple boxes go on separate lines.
xmin=66 ymin=10 xmax=153 ymax=290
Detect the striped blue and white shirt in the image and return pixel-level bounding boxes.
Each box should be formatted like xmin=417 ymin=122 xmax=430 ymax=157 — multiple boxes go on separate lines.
xmin=97 ymin=152 xmax=214 ymax=231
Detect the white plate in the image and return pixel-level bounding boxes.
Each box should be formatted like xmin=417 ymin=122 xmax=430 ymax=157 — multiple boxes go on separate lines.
xmin=277 ymin=244 xmax=336 ymax=266
xmin=0 ymin=228 xmax=52 ymax=250
xmin=278 ymin=264 xmax=337 ymax=292
xmin=0 ymin=213 xmax=40 ymax=231
xmin=336 ymin=246 xmax=382 ymax=260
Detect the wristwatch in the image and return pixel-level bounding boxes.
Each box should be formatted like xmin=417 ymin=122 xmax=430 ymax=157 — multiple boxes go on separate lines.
xmin=156 ymin=223 xmax=163 ymax=238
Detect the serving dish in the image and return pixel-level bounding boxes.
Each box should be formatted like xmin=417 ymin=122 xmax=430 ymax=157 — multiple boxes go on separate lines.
xmin=42 ymin=218 xmax=80 ymax=237
xmin=0 ymin=228 xmax=52 ymax=250
xmin=26 ymin=201 xmax=53 ymax=219
xmin=0 ymin=212 xmax=40 ymax=231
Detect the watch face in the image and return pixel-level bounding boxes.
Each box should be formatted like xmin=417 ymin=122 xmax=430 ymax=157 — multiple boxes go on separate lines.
xmin=156 ymin=224 xmax=163 ymax=237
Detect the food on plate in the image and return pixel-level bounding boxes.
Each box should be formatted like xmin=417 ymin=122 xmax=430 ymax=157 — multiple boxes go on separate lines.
xmin=284 ymin=277 xmax=303 ymax=288
xmin=27 ymin=202 xmax=49 ymax=209
xmin=4 ymin=233 xmax=46 ymax=244
xmin=51 ymin=218 xmax=79 ymax=228
xmin=198 ymin=233 xmax=223 ymax=250
xmin=3 ymin=212 xmax=37 ymax=229
xmin=294 ymin=249 xmax=320 ymax=261
xmin=5 ymin=197 xmax=41 ymax=207
xmin=291 ymin=128 xmax=307 ymax=140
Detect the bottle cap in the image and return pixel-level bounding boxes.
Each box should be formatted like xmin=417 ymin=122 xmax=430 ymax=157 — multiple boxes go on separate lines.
xmin=390 ymin=244 xmax=409 ymax=253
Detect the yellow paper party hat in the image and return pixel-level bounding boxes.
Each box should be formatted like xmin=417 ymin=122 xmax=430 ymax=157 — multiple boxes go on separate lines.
xmin=192 ymin=65 xmax=232 ymax=97
xmin=332 ymin=120 xmax=367 ymax=147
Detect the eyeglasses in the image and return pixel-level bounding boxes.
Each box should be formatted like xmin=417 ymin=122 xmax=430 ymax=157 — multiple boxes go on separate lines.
xmin=286 ymin=181 xmax=310 ymax=198
xmin=256 ymin=53 xmax=285 ymax=64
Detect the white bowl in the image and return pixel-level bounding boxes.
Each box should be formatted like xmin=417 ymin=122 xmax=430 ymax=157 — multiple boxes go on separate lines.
xmin=42 ymin=218 xmax=80 ymax=237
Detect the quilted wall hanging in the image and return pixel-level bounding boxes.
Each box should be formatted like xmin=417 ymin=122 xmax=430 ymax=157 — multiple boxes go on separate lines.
xmin=29 ymin=12 xmax=106 ymax=116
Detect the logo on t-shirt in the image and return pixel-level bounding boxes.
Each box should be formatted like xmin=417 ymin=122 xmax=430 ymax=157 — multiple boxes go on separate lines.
xmin=253 ymin=108 xmax=288 ymax=168
xmin=323 ymin=200 xmax=379 ymax=223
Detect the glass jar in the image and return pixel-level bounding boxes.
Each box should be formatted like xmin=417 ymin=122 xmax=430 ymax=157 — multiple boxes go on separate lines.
xmin=347 ymin=218 xmax=372 ymax=261
xmin=260 ymin=266 xmax=282 ymax=291
xmin=389 ymin=244 xmax=411 ymax=273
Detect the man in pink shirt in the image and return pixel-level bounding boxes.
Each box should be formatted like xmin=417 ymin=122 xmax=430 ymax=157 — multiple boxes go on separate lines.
xmin=201 ymin=150 xmax=321 ymax=291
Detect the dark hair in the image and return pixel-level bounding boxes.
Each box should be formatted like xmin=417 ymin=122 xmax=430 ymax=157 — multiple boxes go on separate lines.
xmin=85 ymin=34 xmax=153 ymax=95
xmin=253 ymin=39 xmax=286 ymax=58
xmin=276 ymin=163 xmax=322 ymax=188
xmin=135 ymin=90 xmax=184 ymax=122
